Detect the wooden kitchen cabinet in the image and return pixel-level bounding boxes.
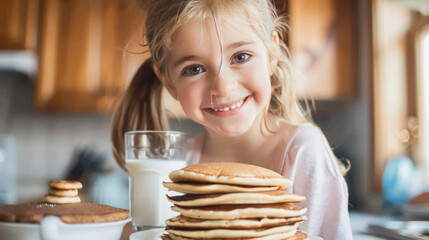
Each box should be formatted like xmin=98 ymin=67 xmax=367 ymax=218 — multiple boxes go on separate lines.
xmin=288 ymin=0 xmax=357 ymax=99
xmin=35 ymin=0 xmax=148 ymax=113
xmin=0 ymin=0 xmax=39 ymax=50
xmin=33 ymin=0 xmax=357 ymax=113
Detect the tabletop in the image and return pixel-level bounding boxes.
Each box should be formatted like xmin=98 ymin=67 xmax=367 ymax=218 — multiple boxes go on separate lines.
xmin=121 ymin=212 xmax=424 ymax=240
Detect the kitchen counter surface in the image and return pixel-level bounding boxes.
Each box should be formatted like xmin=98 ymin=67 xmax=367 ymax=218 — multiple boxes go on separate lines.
xmin=121 ymin=212 xmax=399 ymax=240
xmin=121 ymin=211 xmax=423 ymax=240
xmin=350 ymin=211 xmax=398 ymax=239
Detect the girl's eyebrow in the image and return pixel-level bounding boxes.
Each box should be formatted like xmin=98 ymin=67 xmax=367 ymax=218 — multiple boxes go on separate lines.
xmin=226 ymin=40 xmax=257 ymax=50
xmin=174 ymin=55 xmax=198 ymax=68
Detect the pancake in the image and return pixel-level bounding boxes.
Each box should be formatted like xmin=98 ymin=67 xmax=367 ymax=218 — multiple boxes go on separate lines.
xmin=167 ymin=190 xmax=305 ymax=206
xmin=161 ymin=231 xmax=308 ymax=240
xmin=163 ymin=182 xmax=280 ymax=194
xmin=285 ymin=231 xmax=309 ymax=240
xmin=169 ymin=162 xmax=291 ymax=188
xmin=49 ymin=180 xmax=82 ymax=190
xmin=165 ymin=215 xmax=306 ymax=229
xmin=0 ymin=202 xmax=129 ymax=223
xmin=171 ymin=203 xmax=307 ymax=219
xmin=48 ymin=188 xmax=79 ymax=197
xmin=43 ymin=194 xmax=81 ymax=204
xmin=167 ymin=223 xmax=299 ymax=239
xmin=166 ymin=230 xmax=297 ymax=240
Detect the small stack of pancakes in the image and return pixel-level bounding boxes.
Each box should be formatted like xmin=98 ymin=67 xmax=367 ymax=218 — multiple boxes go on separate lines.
xmin=162 ymin=162 xmax=308 ymax=240
xmin=43 ymin=180 xmax=82 ymax=204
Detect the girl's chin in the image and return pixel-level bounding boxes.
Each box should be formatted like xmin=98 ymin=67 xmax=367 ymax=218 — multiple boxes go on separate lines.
xmin=211 ymin=123 xmax=252 ymax=137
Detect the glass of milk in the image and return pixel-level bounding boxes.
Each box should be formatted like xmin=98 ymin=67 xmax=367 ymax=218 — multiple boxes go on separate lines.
xmin=125 ymin=131 xmax=186 ymax=231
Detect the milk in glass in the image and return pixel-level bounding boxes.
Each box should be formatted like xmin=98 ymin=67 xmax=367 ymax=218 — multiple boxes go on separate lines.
xmin=125 ymin=130 xmax=186 ymax=230
xmin=126 ymin=159 xmax=186 ymax=227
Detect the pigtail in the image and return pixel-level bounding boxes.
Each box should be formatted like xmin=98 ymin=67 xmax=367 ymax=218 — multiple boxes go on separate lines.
xmin=111 ymin=58 xmax=169 ymax=171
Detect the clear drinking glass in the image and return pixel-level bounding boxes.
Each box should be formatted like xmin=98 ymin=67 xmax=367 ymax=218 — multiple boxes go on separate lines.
xmin=125 ymin=131 xmax=186 ymax=231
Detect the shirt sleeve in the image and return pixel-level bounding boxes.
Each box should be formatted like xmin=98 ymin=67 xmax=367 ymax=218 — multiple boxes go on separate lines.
xmin=282 ymin=124 xmax=352 ymax=240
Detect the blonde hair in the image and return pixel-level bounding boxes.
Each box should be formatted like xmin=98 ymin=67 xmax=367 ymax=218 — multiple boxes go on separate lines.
xmin=111 ymin=0 xmax=349 ymax=175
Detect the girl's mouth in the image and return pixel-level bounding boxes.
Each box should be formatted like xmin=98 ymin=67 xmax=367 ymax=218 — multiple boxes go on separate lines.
xmin=204 ymin=95 xmax=251 ymax=116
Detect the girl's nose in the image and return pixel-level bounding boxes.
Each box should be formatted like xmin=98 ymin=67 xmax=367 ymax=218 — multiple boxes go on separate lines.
xmin=209 ymin=69 xmax=238 ymax=97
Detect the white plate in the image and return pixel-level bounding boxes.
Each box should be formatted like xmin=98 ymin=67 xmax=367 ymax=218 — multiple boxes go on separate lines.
xmin=130 ymin=228 xmax=323 ymax=240
xmin=130 ymin=228 xmax=165 ymax=240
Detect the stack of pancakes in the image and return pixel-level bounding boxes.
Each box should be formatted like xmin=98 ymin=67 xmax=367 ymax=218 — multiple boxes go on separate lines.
xmin=162 ymin=162 xmax=308 ymax=240
xmin=43 ymin=180 xmax=82 ymax=204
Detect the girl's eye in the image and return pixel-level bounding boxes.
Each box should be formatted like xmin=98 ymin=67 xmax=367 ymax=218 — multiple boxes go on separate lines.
xmin=231 ymin=53 xmax=251 ymax=64
xmin=182 ymin=65 xmax=205 ymax=76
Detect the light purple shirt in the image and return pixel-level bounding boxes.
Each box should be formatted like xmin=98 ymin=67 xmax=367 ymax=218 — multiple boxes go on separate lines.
xmin=187 ymin=122 xmax=353 ymax=240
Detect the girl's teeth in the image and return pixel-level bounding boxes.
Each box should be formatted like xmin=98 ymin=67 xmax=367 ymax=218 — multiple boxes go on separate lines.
xmin=212 ymin=98 xmax=246 ymax=112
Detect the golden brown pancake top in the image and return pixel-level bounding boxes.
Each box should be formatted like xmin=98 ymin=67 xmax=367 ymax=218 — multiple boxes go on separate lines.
xmin=171 ymin=162 xmax=286 ymax=180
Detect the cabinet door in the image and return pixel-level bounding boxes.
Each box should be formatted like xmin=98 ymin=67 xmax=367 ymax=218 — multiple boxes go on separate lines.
xmin=0 ymin=0 xmax=38 ymax=50
xmin=288 ymin=0 xmax=356 ymax=99
xmin=35 ymin=0 xmax=148 ymax=113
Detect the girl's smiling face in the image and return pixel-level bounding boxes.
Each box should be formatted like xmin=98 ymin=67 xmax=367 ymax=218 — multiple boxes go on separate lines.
xmin=161 ymin=16 xmax=277 ymax=137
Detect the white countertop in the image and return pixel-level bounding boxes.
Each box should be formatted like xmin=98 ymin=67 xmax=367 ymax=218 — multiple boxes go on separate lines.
xmin=350 ymin=211 xmax=401 ymax=240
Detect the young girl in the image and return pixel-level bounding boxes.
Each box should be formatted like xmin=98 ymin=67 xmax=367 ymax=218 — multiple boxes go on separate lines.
xmin=112 ymin=0 xmax=352 ymax=239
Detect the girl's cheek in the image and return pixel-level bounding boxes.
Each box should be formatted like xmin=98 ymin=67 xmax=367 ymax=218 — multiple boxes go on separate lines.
xmin=177 ymin=84 xmax=205 ymax=107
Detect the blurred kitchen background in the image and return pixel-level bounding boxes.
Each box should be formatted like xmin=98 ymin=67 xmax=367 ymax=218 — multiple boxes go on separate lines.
xmin=0 ymin=0 xmax=428 ymax=234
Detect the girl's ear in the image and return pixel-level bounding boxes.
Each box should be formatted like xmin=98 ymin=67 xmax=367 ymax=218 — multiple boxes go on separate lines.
xmin=153 ymin=65 xmax=178 ymax=99
xmin=268 ymin=31 xmax=280 ymax=76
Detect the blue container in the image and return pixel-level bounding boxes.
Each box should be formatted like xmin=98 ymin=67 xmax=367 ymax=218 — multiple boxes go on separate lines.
xmin=382 ymin=156 xmax=415 ymax=204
